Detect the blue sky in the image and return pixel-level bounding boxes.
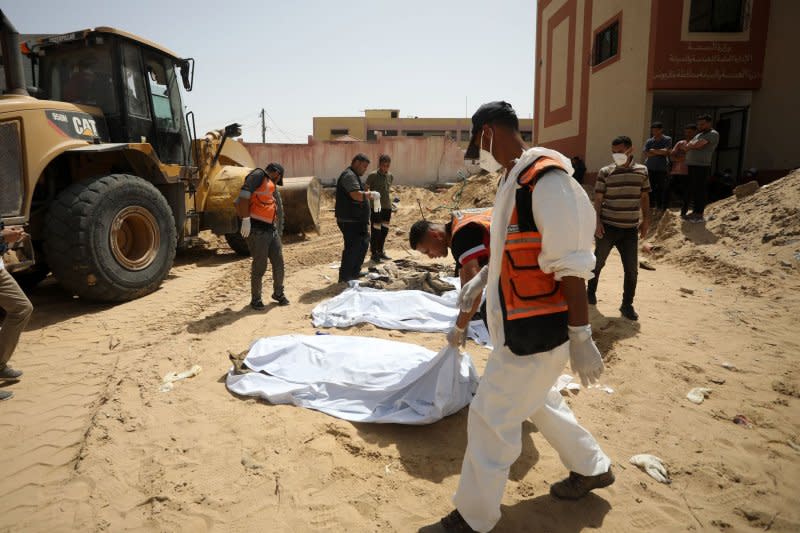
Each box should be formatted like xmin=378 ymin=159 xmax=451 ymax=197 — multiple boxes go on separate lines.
xmin=7 ymin=0 xmax=537 ymax=143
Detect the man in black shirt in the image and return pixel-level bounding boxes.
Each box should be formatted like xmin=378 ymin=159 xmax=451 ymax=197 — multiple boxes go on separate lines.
xmin=335 ymin=154 xmax=379 ymax=283
xmin=409 ymin=210 xmax=491 ymax=346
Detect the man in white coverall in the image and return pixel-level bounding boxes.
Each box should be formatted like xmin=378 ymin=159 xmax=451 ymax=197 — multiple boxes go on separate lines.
xmin=422 ymin=102 xmax=613 ymax=532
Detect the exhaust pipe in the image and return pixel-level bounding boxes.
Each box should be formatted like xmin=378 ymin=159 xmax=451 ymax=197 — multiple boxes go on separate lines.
xmin=0 ymin=9 xmax=30 ymax=96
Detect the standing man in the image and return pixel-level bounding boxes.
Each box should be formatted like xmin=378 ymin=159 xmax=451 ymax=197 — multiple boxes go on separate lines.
xmin=670 ymin=123 xmax=698 ymax=218
xmin=424 ymin=102 xmax=611 ymax=533
xmin=0 ymin=223 xmax=33 ymax=401
xmin=335 ymin=154 xmax=379 ymax=283
xmin=684 ymin=113 xmax=719 ymax=223
xmin=409 ymin=208 xmax=492 ymax=345
xmin=237 ymin=162 xmax=289 ymax=309
xmin=366 ymin=154 xmax=394 ymax=262
xmin=571 ymin=155 xmax=587 ymax=184
xmin=588 ymin=136 xmax=650 ymax=321
xmin=643 ymin=121 xmax=672 ymax=211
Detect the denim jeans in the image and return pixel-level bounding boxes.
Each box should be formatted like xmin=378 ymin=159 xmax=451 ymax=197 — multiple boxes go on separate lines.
xmin=587 ymin=224 xmax=639 ymax=306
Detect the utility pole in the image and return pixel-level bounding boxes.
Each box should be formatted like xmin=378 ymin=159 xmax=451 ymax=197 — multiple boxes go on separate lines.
xmin=260 ymin=108 xmax=266 ymax=143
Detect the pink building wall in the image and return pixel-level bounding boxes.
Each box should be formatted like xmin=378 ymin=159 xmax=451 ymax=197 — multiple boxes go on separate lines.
xmin=243 ymin=136 xmax=473 ymax=187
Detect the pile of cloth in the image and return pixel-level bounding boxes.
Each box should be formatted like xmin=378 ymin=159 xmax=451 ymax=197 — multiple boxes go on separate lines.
xmin=358 ymin=259 xmax=454 ymax=295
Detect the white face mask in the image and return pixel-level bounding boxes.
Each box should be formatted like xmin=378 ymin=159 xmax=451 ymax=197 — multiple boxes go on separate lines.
xmin=612 ymin=152 xmax=629 ymax=166
xmin=479 ymin=130 xmax=503 ymax=173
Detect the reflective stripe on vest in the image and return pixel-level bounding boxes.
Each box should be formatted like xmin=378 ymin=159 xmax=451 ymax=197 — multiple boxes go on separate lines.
xmin=250 ymin=177 xmax=277 ymax=224
xmin=500 ymin=156 xmax=569 ymax=321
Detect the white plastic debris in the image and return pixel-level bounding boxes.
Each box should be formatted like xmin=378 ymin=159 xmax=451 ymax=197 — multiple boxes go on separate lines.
xmin=721 ymin=362 xmax=738 ymax=371
xmin=160 ymin=365 xmax=202 ymax=392
xmin=686 ymin=387 xmax=712 ymax=404
xmin=630 ymin=454 xmax=671 ymax=484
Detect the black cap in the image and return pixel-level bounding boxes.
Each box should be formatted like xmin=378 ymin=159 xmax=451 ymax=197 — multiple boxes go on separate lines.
xmin=266 ymin=162 xmax=284 ymax=176
xmin=465 ymin=101 xmax=517 ymax=160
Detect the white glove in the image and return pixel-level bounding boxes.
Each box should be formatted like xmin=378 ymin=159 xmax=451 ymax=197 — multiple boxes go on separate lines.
xmin=369 ymin=191 xmax=382 ymax=212
xmin=630 ymin=454 xmax=671 ymax=484
xmin=446 ymin=324 xmax=467 ymax=348
xmin=567 ymin=324 xmax=604 ymax=387
xmin=240 ymin=217 xmax=251 ymax=239
xmin=457 ymin=266 xmax=489 ymax=312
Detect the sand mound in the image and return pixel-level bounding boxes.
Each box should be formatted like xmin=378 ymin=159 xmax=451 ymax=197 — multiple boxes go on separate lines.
xmin=649 ymin=170 xmax=800 ymax=291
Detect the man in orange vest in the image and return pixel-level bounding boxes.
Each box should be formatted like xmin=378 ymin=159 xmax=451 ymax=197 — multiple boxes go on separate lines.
xmin=237 ymin=163 xmax=289 ymax=309
xmin=409 ymin=209 xmax=491 ymax=346
xmin=423 ymin=102 xmax=611 ymax=533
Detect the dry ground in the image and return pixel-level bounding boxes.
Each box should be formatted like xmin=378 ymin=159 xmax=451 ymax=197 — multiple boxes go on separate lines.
xmin=1 ymin=175 xmax=798 ymax=532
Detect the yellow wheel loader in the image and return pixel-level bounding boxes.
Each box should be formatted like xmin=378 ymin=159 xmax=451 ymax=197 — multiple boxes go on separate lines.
xmin=0 ymin=10 xmax=320 ymax=301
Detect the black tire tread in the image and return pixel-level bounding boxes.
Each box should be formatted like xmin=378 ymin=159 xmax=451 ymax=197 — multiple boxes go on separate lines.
xmin=44 ymin=174 xmax=176 ymax=302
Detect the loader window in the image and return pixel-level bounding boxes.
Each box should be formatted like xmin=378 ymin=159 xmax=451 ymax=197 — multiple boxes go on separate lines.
xmin=40 ymin=44 xmax=117 ymax=114
xmin=121 ymin=44 xmax=149 ymax=119
xmin=143 ymin=52 xmax=189 ymax=164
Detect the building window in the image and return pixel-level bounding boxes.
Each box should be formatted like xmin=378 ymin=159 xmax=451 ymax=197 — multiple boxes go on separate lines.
xmin=460 ymin=131 xmax=470 ymax=142
xmin=330 ymin=128 xmax=349 ymax=136
xmin=405 ymin=131 xmax=424 ymax=137
xmin=384 ymin=130 xmax=398 ymax=136
xmin=391 ymin=111 xmax=399 ymax=118
xmin=593 ymin=21 xmax=619 ymax=66
xmin=521 ymin=131 xmax=533 ymax=142
xmin=689 ymin=0 xmax=745 ymax=33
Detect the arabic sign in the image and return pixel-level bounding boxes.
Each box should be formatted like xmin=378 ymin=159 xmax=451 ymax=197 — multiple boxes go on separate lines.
xmin=648 ymin=0 xmax=769 ymax=90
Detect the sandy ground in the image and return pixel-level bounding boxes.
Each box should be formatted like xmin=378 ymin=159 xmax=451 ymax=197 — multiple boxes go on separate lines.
xmin=1 ymin=174 xmax=799 ymax=532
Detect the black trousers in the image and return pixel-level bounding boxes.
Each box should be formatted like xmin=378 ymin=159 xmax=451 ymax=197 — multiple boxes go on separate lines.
xmin=337 ymin=220 xmax=369 ymax=282
xmin=587 ymin=224 xmax=638 ymax=306
xmin=370 ymin=210 xmax=392 ymax=257
xmin=687 ymin=165 xmax=710 ymax=216
xmin=648 ymin=170 xmax=671 ymax=209
xmin=673 ymin=174 xmax=690 ymax=216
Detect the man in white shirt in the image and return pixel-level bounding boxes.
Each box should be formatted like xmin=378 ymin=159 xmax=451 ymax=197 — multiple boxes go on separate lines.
xmin=422 ymin=102 xmax=612 ymax=533
xmin=0 ymin=222 xmax=33 ymax=401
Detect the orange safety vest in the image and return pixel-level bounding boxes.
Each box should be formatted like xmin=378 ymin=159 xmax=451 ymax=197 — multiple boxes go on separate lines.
xmin=451 ymin=208 xmax=492 ymax=245
xmin=499 ymin=156 xmax=570 ymax=355
xmin=249 ymin=175 xmax=277 ymax=224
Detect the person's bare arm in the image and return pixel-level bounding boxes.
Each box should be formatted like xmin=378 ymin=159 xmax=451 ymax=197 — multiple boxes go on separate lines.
xmin=236 ymin=198 xmax=250 ymax=219
xmin=455 ymin=259 xmax=482 ymax=329
xmin=647 ymin=148 xmax=670 ymax=156
xmin=686 ymin=138 xmax=708 ymax=150
xmin=349 ymin=190 xmax=369 ymax=201
xmin=561 ymin=276 xmax=589 ymax=327
xmin=593 ymin=192 xmax=605 ymax=238
xmin=639 ymin=192 xmax=650 ymax=239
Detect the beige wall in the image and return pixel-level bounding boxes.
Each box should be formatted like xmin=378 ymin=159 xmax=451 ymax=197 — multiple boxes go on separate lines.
xmin=585 ymin=0 xmax=652 ymax=172
xmin=537 ymin=0 xmax=588 ymax=145
xmin=312 ymin=117 xmax=366 ymax=141
xmin=745 ymin=1 xmax=800 ymax=173
xmin=313 ymin=114 xmax=533 ymax=148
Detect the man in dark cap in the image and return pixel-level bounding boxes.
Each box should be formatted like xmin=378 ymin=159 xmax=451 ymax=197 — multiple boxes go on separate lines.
xmin=335 ymin=153 xmax=378 ymax=283
xmin=237 ymin=162 xmax=289 ymax=309
xmin=423 ymin=102 xmax=612 ymax=533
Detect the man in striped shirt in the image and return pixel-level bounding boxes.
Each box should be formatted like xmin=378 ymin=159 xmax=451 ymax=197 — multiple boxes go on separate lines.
xmin=587 ymin=135 xmax=651 ymax=321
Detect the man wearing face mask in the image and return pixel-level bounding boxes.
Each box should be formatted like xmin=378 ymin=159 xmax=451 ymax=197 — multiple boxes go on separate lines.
xmin=587 ymin=136 xmax=651 ymax=321
xmin=421 ymin=102 xmax=611 ymax=533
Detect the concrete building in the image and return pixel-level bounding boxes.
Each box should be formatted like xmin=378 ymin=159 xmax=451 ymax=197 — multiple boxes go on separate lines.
xmin=313 ymin=108 xmax=535 ymax=148
xmin=534 ymin=0 xmax=799 ymax=182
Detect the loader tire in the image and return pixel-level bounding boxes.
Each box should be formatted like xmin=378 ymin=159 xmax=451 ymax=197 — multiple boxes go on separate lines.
xmin=224 ymin=232 xmax=251 ymax=256
xmin=44 ymin=174 xmax=177 ymax=302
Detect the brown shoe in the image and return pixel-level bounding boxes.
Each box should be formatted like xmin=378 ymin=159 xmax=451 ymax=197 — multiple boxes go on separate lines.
xmin=550 ymin=468 xmax=615 ymax=500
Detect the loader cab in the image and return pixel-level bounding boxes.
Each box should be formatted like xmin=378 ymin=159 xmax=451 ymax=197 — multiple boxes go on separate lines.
xmin=30 ymin=28 xmax=193 ymax=165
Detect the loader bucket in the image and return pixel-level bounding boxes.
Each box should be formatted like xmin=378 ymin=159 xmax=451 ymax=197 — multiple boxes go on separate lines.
xmin=280 ymin=176 xmax=321 ymax=234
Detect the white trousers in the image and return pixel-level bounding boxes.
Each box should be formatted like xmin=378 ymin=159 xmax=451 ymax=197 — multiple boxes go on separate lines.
xmin=453 ymin=341 xmax=611 ymax=532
